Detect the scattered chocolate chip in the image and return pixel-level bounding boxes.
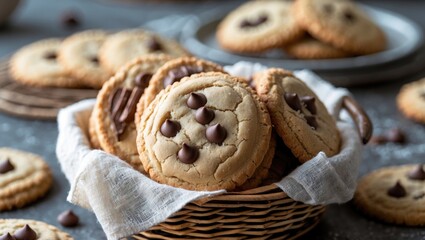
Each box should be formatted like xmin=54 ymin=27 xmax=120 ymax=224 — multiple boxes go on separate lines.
xmin=177 ymin=143 xmax=199 ymax=164
xmin=90 ymin=56 xmax=99 ymax=64
xmin=387 ymin=181 xmax=407 ymax=198
xmin=407 ymin=165 xmax=425 ymax=181
xmin=305 ymin=116 xmax=318 ymax=130
xmin=386 ymin=128 xmax=406 ymax=144
xmin=61 ymin=10 xmax=81 ymax=28
xmin=44 ymin=51 xmax=57 ymax=60
xmin=134 ymin=73 xmax=152 ymax=89
xmin=147 ymin=37 xmax=162 ymax=52
xmin=0 ymin=233 xmax=15 ymax=240
xmin=301 ymin=96 xmax=316 ymax=114
xmin=160 ymin=119 xmax=181 ymax=138
xmin=195 ymin=107 xmax=215 ymax=125
xmin=284 ymin=93 xmax=302 ymax=111
xmin=343 ymin=10 xmax=355 ymax=23
xmin=206 ymin=124 xmax=227 ymax=145
xmin=369 ymin=135 xmax=387 ymax=145
xmin=414 ymin=192 xmax=425 ymax=200
xmin=13 ymin=225 xmax=36 ymax=240
xmin=58 ymin=210 xmax=79 ymax=227
xmin=0 ymin=159 xmax=14 ymax=174
xmin=323 ymin=4 xmax=334 ymax=13
xmin=187 ymin=93 xmax=207 ymax=109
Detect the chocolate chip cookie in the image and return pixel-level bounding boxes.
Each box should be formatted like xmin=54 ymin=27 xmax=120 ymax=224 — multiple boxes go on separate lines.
xmin=137 ymin=72 xmax=272 ymax=191
xmin=0 ymin=219 xmax=73 ymax=240
xmin=397 ymin=78 xmax=425 ymax=123
xmin=284 ymin=36 xmax=351 ymax=59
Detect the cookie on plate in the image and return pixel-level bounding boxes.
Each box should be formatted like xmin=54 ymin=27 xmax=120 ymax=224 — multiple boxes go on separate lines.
xmin=137 ymin=72 xmax=272 ymax=191
xmin=396 ymin=78 xmax=425 ymax=123
xmin=355 ymin=164 xmax=425 ymax=226
xmin=293 ymin=0 xmax=386 ymax=55
xmin=136 ymin=57 xmax=225 ymax=127
xmin=255 ymin=68 xmax=340 ymax=162
xmin=0 ymin=219 xmax=73 ymax=240
xmin=10 ymin=39 xmax=80 ymax=88
xmin=217 ymin=0 xmax=303 ymax=53
xmin=284 ymin=36 xmax=351 ymax=59
xmin=99 ymin=29 xmax=189 ymax=74
xmin=58 ymin=30 xmax=110 ymax=89
xmin=0 ymin=148 xmax=52 ymax=211
xmin=92 ymin=54 xmax=172 ymax=171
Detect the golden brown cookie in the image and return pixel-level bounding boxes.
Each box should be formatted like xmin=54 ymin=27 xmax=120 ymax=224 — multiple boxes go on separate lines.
xmin=255 ymin=68 xmax=340 ymax=162
xmin=396 ymin=78 xmax=425 ymax=123
xmin=10 ymin=39 xmax=80 ymax=88
xmin=355 ymin=164 xmax=425 ymax=226
xmin=0 ymin=148 xmax=52 ymax=211
xmin=217 ymin=0 xmax=303 ymax=53
xmin=293 ymin=0 xmax=386 ymax=55
xmin=58 ymin=30 xmax=110 ymax=89
xmin=93 ymin=54 xmax=171 ymax=171
xmin=99 ymin=29 xmax=189 ymax=74
xmin=137 ymin=72 xmax=272 ymax=191
xmin=0 ymin=219 xmax=73 ymax=240
xmin=284 ymin=36 xmax=352 ymax=59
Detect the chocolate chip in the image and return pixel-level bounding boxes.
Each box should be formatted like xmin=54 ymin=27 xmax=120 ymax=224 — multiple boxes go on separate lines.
xmin=305 ymin=116 xmax=318 ymax=130
xmin=177 ymin=143 xmax=199 ymax=164
xmin=13 ymin=225 xmax=36 ymax=240
xmin=61 ymin=10 xmax=80 ymax=28
xmin=323 ymin=4 xmax=334 ymax=14
xmin=163 ymin=66 xmax=203 ymax=87
xmin=240 ymin=20 xmax=253 ymax=28
xmin=414 ymin=192 xmax=425 ymax=200
xmin=90 ymin=56 xmax=99 ymax=64
xmin=301 ymin=96 xmax=316 ymax=114
xmin=369 ymin=135 xmax=387 ymax=145
xmin=386 ymin=128 xmax=406 ymax=144
xmin=0 ymin=233 xmax=15 ymax=240
xmin=387 ymin=181 xmax=407 ymax=198
xmin=343 ymin=11 xmax=355 ymax=23
xmin=187 ymin=93 xmax=207 ymax=109
xmin=0 ymin=159 xmax=14 ymax=174
xmin=206 ymin=124 xmax=227 ymax=145
xmin=147 ymin=37 xmax=162 ymax=52
xmin=160 ymin=119 xmax=181 ymax=138
xmin=407 ymin=165 xmax=425 ymax=181
xmin=195 ymin=107 xmax=215 ymax=125
xmin=134 ymin=73 xmax=152 ymax=89
xmin=44 ymin=51 xmax=57 ymax=60
xmin=240 ymin=14 xmax=268 ymax=28
xmin=118 ymin=87 xmax=144 ymax=124
xmin=284 ymin=93 xmax=302 ymax=111
xmin=58 ymin=210 xmax=79 ymax=227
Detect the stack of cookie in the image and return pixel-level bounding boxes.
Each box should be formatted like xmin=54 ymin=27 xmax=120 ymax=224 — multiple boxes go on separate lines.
xmin=88 ymin=55 xmax=341 ymax=191
xmin=9 ymin=29 xmax=189 ymax=89
xmin=216 ymin=0 xmax=386 ymax=59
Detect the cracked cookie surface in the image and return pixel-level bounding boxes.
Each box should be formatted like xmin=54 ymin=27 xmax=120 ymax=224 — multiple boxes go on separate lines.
xmin=255 ymin=68 xmax=340 ymax=162
xmin=0 ymin=219 xmax=73 ymax=240
xmin=137 ymin=72 xmax=272 ymax=191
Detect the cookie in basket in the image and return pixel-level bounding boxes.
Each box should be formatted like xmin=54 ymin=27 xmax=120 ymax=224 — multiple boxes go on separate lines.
xmin=284 ymin=36 xmax=351 ymax=59
xmin=9 ymin=38 xmax=80 ymax=88
xmin=355 ymin=164 xmax=425 ymax=226
xmin=135 ymin=57 xmax=225 ymax=127
xmin=396 ymin=78 xmax=425 ymax=123
xmin=0 ymin=148 xmax=52 ymax=211
xmin=58 ymin=30 xmax=110 ymax=89
xmin=255 ymin=68 xmax=340 ymax=162
xmin=99 ymin=29 xmax=189 ymax=74
xmin=292 ymin=0 xmax=386 ymax=55
xmin=0 ymin=219 xmax=73 ymax=240
xmin=216 ymin=0 xmax=303 ymax=53
xmin=137 ymin=72 xmax=273 ymax=191
xmin=92 ymin=54 xmax=172 ymax=171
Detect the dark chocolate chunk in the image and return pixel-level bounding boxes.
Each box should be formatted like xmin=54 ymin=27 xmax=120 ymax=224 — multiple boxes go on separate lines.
xmin=0 ymin=159 xmax=14 ymax=174
xmin=13 ymin=225 xmax=36 ymax=240
xmin=195 ymin=107 xmax=215 ymax=125
xmin=407 ymin=165 xmax=425 ymax=181
xmin=177 ymin=143 xmax=199 ymax=164
xmin=206 ymin=124 xmax=227 ymax=145
xmin=240 ymin=14 xmax=268 ymax=28
xmin=385 ymin=128 xmax=406 ymax=144
xmin=0 ymin=233 xmax=15 ymax=240
xmin=57 ymin=210 xmax=79 ymax=227
xmin=187 ymin=93 xmax=207 ymax=109
xmin=301 ymin=96 xmax=316 ymax=114
xmin=305 ymin=116 xmax=318 ymax=130
xmin=160 ymin=120 xmax=181 ymax=138
xmin=163 ymin=66 xmax=203 ymax=87
xmin=387 ymin=181 xmax=407 ymax=198
xmin=118 ymin=87 xmax=144 ymax=124
xmin=61 ymin=10 xmax=80 ymax=28
xmin=147 ymin=37 xmax=162 ymax=52
xmin=323 ymin=4 xmax=334 ymax=13
xmin=90 ymin=56 xmax=99 ymax=64
xmin=240 ymin=20 xmax=253 ymax=28
xmin=134 ymin=73 xmax=152 ymax=89
xmin=284 ymin=93 xmax=302 ymax=111
xmin=343 ymin=11 xmax=355 ymax=23
xmin=44 ymin=51 xmax=57 ymax=60
xmin=110 ymin=88 xmax=134 ymax=140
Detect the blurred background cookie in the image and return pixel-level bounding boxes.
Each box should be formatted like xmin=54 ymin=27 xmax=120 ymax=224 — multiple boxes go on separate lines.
xmin=397 ymin=77 xmax=425 ymax=124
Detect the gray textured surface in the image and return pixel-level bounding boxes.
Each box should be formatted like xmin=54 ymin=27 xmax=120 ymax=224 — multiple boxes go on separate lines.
xmin=0 ymin=0 xmax=425 ymax=239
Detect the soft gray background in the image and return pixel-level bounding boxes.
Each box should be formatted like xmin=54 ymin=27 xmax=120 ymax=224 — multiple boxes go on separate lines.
xmin=0 ymin=0 xmax=425 ymax=239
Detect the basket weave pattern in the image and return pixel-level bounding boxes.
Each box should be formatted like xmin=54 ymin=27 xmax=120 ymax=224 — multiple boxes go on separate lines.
xmin=132 ymin=184 xmax=325 ymax=239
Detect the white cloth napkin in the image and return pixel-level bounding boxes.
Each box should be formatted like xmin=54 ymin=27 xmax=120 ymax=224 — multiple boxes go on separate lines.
xmin=56 ymin=62 xmax=362 ymax=239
